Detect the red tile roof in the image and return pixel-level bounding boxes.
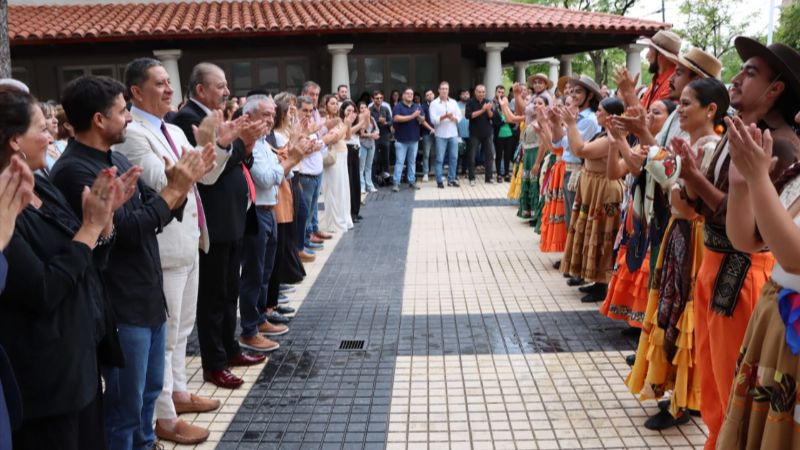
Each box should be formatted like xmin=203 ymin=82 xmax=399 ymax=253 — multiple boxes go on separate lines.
xmin=8 ymin=0 xmax=666 ymax=45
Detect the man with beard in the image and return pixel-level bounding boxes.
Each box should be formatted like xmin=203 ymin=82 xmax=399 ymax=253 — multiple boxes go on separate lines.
xmin=678 ymin=38 xmax=800 ymax=450
xmin=639 ymin=30 xmax=681 ymax=111
xmin=53 ymin=75 xmax=214 ymax=449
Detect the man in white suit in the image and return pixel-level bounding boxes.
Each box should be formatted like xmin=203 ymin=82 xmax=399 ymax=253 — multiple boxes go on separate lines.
xmin=114 ymin=57 xmax=240 ymax=445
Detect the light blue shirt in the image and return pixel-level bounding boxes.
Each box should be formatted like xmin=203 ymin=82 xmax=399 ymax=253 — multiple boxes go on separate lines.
xmin=131 ymin=105 xmax=163 ymax=131
xmin=554 ymin=108 xmax=599 ymax=165
xmin=250 ymin=137 xmax=284 ymax=206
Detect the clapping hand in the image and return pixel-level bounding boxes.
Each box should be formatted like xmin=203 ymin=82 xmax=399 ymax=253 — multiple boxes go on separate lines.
xmin=557 ymin=105 xmax=577 ymax=126
xmin=615 ymin=105 xmax=647 ymax=138
xmin=165 ymin=148 xmax=207 ymax=195
xmin=726 ymin=116 xmax=775 ymax=181
xmin=109 ymin=166 xmax=142 ymax=211
xmin=81 ymin=167 xmax=118 ymax=233
xmin=0 ymin=156 xmax=34 ymax=250
xmin=239 ymin=117 xmax=268 ymax=150
xmin=613 ymin=67 xmax=639 ymax=101
xmin=193 ymin=110 xmax=245 ymax=149
xmin=673 ymin=138 xmax=699 ymax=180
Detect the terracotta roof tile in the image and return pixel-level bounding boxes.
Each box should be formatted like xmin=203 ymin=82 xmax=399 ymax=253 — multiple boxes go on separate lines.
xmin=8 ymin=0 xmax=666 ymax=45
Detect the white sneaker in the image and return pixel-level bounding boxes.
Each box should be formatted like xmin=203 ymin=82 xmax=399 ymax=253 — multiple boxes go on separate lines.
xmin=469 ymin=180 xmax=476 ymax=186
xmin=368 ymin=187 xmax=378 ymax=193
xmin=278 ymin=293 xmax=290 ymax=304
xmin=279 ymin=284 xmax=296 ymax=294
xmin=422 ymin=174 xmax=429 ymax=182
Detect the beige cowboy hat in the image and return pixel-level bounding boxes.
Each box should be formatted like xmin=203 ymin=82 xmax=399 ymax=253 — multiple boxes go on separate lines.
xmin=567 ymin=75 xmax=603 ymax=100
xmin=643 ymin=30 xmax=681 ymax=59
xmin=527 ymin=73 xmax=553 ymax=90
xmin=664 ymin=47 xmax=723 ymax=79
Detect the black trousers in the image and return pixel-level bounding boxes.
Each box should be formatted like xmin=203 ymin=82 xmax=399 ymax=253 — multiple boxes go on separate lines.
xmin=373 ymin=137 xmax=391 ymax=176
xmin=494 ymin=135 xmax=515 ymax=177
xmin=467 ymin=135 xmax=494 ymax=181
xmin=13 ymin=377 xmax=106 ymax=450
xmin=347 ymin=145 xmax=361 ymax=218
xmin=197 ymin=240 xmax=243 ymax=371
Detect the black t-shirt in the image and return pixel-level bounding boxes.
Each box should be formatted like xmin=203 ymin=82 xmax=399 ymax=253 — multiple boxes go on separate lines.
xmin=465 ymin=98 xmax=493 ymax=139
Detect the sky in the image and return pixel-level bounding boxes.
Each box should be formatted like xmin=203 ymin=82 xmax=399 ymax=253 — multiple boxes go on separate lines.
xmin=627 ymin=0 xmax=779 ymax=39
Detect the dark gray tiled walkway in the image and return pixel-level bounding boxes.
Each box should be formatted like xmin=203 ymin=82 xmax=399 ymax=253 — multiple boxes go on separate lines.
xmin=209 ymin=182 xmax=706 ymax=450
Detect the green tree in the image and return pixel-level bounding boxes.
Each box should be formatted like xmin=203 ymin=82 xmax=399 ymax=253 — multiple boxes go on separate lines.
xmin=514 ymin=0 xmax=638 ymax=84
xmin=776 ymin=2 xmax=800 ymax=49
xmin=675 ymin=0 xmax=750 ymax=59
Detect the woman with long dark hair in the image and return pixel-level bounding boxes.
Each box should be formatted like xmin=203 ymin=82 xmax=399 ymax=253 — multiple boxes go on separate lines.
xmin=319 ymin=94 xmax=353 ymax=233
xmin=0 ymin=86 xmax=136 ymax=449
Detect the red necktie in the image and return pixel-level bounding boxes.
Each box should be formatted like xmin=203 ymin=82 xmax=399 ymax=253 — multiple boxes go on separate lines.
xmin=160 ymin=122 xmax=206 ymax=230
xmin=242 ymin=163 xmax=256 ymax=203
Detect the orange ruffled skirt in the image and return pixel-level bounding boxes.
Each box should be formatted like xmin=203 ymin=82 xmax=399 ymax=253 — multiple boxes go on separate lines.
xmin=539 ymin=156 xmax=567 ymax=252
xmin=600 ymin=243 xmax=651 ymax=328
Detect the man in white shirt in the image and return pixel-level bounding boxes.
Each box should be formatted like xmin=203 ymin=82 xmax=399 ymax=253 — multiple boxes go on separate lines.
xmin=428 ymin=81 xmax=462 ymax=188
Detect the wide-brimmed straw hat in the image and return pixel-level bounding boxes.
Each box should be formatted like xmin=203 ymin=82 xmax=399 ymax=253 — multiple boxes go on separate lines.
xmin=567 ymin=75 xmax=603 ymax=100
xmin=643 ymin=30 xmax=681 ymax=59
xmin=556 ymin=76 xmax=571 ymax=96
xmin=664 ymin=47 xmax=722 ymax=79
xmin=734 ymin=36 xmax=800 ymax=97
xmin=527 ymin=73 xmax=553 ymax=90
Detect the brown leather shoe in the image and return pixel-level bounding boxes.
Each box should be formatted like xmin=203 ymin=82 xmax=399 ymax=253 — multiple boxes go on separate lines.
xmin=202 ymin=369 xmax=244 ymax=389
xmin=258 ymin=321 xmax=289 ymax=336
xmin=309 ymin=235 xmax=325 ymax=244
xmin=314 ymin=231 xmax=333 ymax=240
xmin=155 ymin=419 xmax=210 ymax=445
xmin=239 ymin=335 xmax=280 ymax=352
xmin=173 ymin=393 xmax=220 ymax=414
xmin=298 ymin=250 xmax=316 ymax=263
xmin=228 ymin=353 xmax=267 ymax=367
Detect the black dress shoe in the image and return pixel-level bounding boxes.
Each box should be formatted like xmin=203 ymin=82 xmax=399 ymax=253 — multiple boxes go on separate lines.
xmin=566 ymin=277 xmax=587 ymax=286
xmin=267 ymin=311 xmax=291 ymax=324
xmin=644 ymin=409 xmax=690 ymax=430
xmin=625 ymin=354 xmax=636 ymax=366
xmin=580 ymin=291 xmax=605 ymax=303
xmin=579 ymin=283 xmax=605 ymax=294
xmin=357 ymin=215 xmax=363 ymax=220
xmin=275 ymin=305 xmax=295 ymax=315
xmin=553 ymin=260 xmax=561 ymax=270
xmin=352 ymin=217 xmax=361 ymax=223
xmin=437 ymin=182 xmax=445 ymax=189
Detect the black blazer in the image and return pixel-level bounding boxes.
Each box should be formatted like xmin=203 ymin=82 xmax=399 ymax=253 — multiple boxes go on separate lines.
xmin=169 ymin=102 xmax=256 ymax=243
xmin=0 ymin=176 xmax=121 ymax=420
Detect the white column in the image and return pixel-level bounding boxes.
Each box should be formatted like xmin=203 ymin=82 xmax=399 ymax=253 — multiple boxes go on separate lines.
xmin=514 ymin=61 xmax=528 ymax=84
xmin=558 ymin=54 xmax=574 ymax=78
xmin=153 ymin=49 xmax=183 ymax=108
xmin=547 ymin=58 xmax=560 ymax=94
xmin=625 ymin=44 xmax=647 ymax=87
xmin=327 ymin=44 xmax=353 ymax=94
xmin=481 ymin=42 xmax=508 ymax=100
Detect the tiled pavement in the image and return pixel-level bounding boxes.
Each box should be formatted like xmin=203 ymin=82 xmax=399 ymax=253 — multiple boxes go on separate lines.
xmin=171 ymin=179 xmax=708 ymax=450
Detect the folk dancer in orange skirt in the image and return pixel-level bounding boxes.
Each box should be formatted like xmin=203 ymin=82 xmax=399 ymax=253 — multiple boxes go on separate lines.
xmin=676 ymin=37 xmax=800 ymax=450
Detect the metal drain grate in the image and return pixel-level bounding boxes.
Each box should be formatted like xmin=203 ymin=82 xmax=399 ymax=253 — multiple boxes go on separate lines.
xmin=338 ymin=340 xmax=365 ymax=351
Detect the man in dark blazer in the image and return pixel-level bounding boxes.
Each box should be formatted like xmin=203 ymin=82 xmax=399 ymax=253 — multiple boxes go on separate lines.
xmin=170 ymin=63 xmax=266 ymax=389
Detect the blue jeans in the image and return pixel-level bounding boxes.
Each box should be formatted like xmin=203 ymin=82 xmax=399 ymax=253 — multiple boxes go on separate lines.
xmin=359 ymin=145 xmax=375 ymax=191
xmin=103 ymin=323 xmax=166 ymax=450
xmin=421 ymin=134 xmax=434 ymax=175
xmin=239 ymin=208 xmax=277 ymax=337
xmin=435 ymin=136 xmax=459 ymax=183
xmin=298 ymin=173 xmax=322 ymax=244
xmin=393 ymin=140 xmax=418 ymax=186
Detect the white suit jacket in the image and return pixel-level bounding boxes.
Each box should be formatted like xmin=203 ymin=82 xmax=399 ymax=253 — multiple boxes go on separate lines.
xmin=112 ymin=108 xmax=230 ymax=269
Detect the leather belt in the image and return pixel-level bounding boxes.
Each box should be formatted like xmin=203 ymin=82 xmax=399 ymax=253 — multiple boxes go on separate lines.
xmin=256 ymin=205 xmax=274 ymax=211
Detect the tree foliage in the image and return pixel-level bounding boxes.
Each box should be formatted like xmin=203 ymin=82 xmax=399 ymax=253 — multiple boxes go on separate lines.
xmin=514 ymin=0 xmax=638 ymax=85
xmin=675 ymin=0 xmax=750 ymax=59
xmin=776 ymin=2 xmax=800 ymax=50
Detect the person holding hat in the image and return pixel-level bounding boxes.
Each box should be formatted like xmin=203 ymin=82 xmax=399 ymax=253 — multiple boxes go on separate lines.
xmin=640 ymin=30 xmax=681 ymax=111
xmin=677 ymin=37 xmax=800 ymax=450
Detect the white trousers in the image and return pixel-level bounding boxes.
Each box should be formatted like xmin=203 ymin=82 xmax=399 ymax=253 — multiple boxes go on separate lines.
xmin=154 ymin=255 xmax=200 ymax=420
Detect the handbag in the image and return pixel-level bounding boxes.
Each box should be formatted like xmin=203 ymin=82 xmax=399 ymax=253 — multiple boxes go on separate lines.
xmin=322 ymin=150 xmax=337 ymax=168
